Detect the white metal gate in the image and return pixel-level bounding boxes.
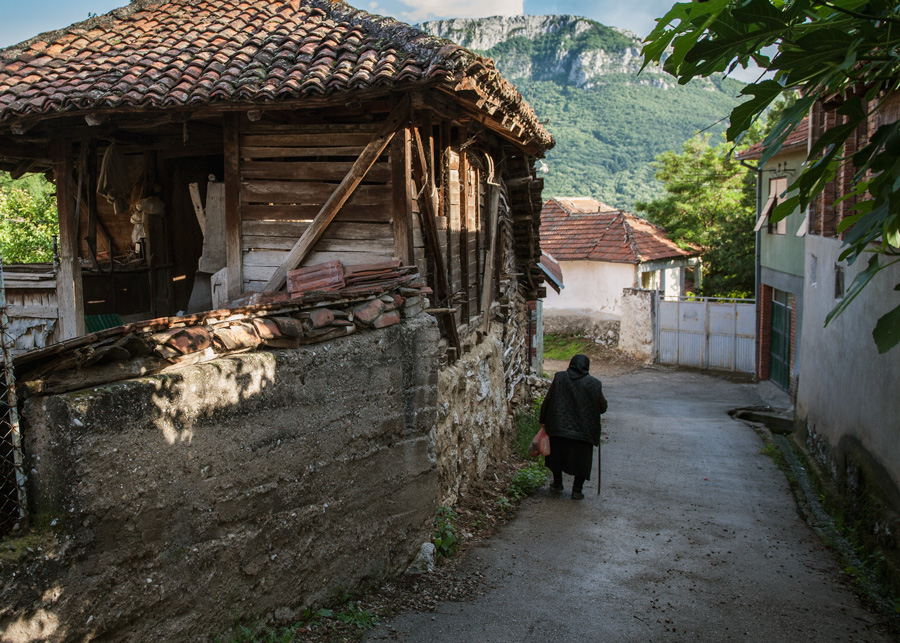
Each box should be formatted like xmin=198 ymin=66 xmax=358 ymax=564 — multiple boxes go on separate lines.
xmin=655 ymin=296 xmax=756 ymax=374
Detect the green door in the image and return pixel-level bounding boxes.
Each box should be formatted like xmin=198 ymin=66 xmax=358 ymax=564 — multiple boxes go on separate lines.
xmin=770 ymin=290 xmax=792 ymax=391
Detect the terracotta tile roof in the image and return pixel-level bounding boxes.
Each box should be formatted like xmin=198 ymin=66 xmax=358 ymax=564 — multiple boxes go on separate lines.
xmin=0 ymin=0 xmax=551 ymax=149
xmin=737 ymin=117 xmax=809 ymax=161
xmin=540 ymin=197 xmax=700 ymax=264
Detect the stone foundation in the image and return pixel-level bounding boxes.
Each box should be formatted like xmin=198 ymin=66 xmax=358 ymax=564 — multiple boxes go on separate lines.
xmin=2 ymin=318 xmax=441 ymax=642
xmin=542 ymin=309 xmax=620 ymax=347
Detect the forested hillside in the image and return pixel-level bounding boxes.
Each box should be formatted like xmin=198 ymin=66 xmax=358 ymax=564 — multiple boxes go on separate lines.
xmin=420 ymin=15 xmax=745 ymax=209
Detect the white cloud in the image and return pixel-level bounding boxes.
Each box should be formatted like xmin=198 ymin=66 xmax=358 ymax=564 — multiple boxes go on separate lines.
xmin=395 ymin=0 xmax=523 ymax=22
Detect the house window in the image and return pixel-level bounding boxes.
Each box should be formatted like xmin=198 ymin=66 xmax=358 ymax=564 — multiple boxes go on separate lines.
xmin=766 ymin=177 xmax=788 ymax=235
xmin=834 ymin=263 xmax=845 ymax=300
xmin=809 ymin=254 xmax=818 ymax=286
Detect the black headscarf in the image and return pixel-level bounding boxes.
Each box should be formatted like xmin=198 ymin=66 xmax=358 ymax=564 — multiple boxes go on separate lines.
xmin=567 ymin=354 xmax=590 ymax=379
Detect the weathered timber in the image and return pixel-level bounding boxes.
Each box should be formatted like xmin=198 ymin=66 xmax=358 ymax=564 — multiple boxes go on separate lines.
xmin=242 ymin=220 xmax=393 ymax=242
xmin=481 ymin=179 xmax=501 ymax=332
xmin=50 ymin=139 xmax=85 ymax=340
xmin=241 ymin=160 xmax=391 ymax=182
xmin=223 ymin=113 xmax=243 ymax=299
xmin=240 ymin=133 xmax=375 ymax=147
xmin=241 ymin=203 xmax=392 ymax=222
xmin=390 ymin=129 xmax=413 ymax=265
xmin=240 ymin=146 xmax=365 ymax=159
xmin=410 ymin=127 xmax=461 ymax=357
xmin=240 ymin=181 xmax=391 ymax=205
xmin=262 ymin=97 xmax=411 ymax=292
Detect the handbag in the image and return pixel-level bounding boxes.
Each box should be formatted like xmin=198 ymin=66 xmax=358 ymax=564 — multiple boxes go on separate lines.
xmin=528 ymin=426 xmax=551 ymax=458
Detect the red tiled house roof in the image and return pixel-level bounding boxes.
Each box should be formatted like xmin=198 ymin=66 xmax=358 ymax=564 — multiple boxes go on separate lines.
xmin=540 ymin=197 xmax=700 ymax=264
xmin=737 ymin=118 xmax=809 ymax=161
xmin=0 ymin=0 xmax=552 ymax=149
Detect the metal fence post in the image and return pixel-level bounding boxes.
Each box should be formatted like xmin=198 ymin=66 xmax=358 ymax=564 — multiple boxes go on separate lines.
xmin=0 ymin=253 xmax=26 ymax=534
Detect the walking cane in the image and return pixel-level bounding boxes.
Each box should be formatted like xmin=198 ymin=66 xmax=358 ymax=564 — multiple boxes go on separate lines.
xmin=597 ymin=432 xmax=602 ymax=497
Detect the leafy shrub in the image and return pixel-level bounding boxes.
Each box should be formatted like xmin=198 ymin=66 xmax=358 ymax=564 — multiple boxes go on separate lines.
xmin=0 ymin=173 xmax=58 ymax=264
xmin=514 ymin=395 xmax=543 ymax=458
xmin=432 ymin=505 xmax=459 ymax=558
xmin=509 ymin=462 xmax=549 ymax=500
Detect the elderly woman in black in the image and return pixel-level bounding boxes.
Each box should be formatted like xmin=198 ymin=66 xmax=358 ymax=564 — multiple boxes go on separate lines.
xmin=539 ymin=354 xmax=608 ymax=499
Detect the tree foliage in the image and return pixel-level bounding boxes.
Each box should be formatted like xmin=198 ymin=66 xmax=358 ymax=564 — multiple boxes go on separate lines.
xmin=641 ymin=0 xmax=900 ymax=352
xmin=636 ymin=135 xmax=756 ymax=298
xmin=0 ymin=173 xmax=58 ymax=264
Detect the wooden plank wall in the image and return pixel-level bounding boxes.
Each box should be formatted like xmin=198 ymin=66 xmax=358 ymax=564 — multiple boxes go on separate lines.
xmin=238 ymin=121 xmax=396 ymax=292
xmin=425 ymin=123 xmax=487 ymax=330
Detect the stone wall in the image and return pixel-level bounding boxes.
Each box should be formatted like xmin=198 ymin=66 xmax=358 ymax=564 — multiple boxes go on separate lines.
xmin=542 ymin=309 xmax=620 ymax=347
xmin=2 ymin=317 xmax=441 ymax=642
xmin=618 ymin=288 xmax=656 ymax=363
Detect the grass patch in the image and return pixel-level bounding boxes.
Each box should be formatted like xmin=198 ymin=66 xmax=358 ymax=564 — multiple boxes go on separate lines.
xmin=543 ymin=334 xmax=592 ymax=361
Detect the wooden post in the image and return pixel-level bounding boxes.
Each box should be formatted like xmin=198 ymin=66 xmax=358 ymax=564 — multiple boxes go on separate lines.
xmin=50 ymin=140 xmax=85 ymax=339
xmin=458 ymin=141 xmax=470 ymax=321
xmin=481 ymin=171 xmax=501 ymax=333
xmin=263 ymin=97 xmax=411 ymax=292
xmin=223 ymin=112 xmax=243 ymax=300
xmin=390 ymin=128 xmax=414 ymax=265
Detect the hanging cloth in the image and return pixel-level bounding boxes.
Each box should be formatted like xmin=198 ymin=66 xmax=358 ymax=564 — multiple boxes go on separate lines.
xmin=97 ymin=142 xmax=131 ymax=215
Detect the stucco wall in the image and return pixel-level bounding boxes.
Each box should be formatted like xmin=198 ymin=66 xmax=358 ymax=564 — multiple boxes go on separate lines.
xmin=542 ymin=260 xmax=635 ymax=316
xmin=3 ymin=317 xmax=441 ymax=642
xmin=796 ymin=235 xmax=900 ymax=513
xmin=618 ymin=288 xmax=656 ymax=362
xmin=760 ymin=149 xmax=807 ymax=278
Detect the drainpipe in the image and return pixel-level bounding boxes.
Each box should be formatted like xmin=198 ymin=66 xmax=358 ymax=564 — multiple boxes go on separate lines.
xmin=740 ymin=158 xmax=762 ymax=379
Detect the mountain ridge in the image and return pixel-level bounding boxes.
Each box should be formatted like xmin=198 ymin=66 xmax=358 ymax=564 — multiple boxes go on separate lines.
xmin=419 ymin=15 xmax=743 ymax=209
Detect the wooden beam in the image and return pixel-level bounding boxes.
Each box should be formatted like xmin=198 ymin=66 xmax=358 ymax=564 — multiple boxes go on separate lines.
xmin=50 ymin=139 xmax=85 ymax=340
xmin=411 ymin=127 xmax=461 ymax=356
xmin=223 ymin=113 xmax=243 ymax=300
xmin=481 ymin=170 xmax=501 ymax=333
xmin=390 ymin=128 xmax=414 ymax=265
xmin=262 ymin=96 xmax=411 ymax=292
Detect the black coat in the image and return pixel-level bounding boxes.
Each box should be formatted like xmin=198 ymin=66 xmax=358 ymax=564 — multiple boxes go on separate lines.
xmin=539 ymin=358 xmax=607 ymax=446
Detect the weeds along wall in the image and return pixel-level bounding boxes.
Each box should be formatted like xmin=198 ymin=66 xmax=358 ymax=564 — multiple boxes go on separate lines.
xmin=3 ymin=316 xmax=440 ymax=643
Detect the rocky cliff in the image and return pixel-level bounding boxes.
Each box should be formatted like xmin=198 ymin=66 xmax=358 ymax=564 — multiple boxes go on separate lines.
xmin=419 ymin=15 xmax=741 ymax=209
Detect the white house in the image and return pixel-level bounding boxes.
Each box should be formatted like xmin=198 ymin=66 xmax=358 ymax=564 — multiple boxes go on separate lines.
xmin=540 ymin=197 xmax=701 ymax=330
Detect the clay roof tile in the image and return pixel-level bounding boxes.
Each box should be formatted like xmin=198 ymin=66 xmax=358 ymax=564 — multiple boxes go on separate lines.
xmin=0 ymin=0 xmax=550 ymax=149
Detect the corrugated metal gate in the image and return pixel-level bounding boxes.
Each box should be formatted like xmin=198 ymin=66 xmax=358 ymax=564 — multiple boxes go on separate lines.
xmin=655 ymin=296 xmax=756 ymax=374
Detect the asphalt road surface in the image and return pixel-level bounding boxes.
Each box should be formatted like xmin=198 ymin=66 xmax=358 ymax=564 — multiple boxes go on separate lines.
xmin=366 ymin=367 xmax=894 ymax=642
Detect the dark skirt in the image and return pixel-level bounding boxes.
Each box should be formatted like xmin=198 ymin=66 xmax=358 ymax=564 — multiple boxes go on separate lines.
xmin=545 ymin=436 xmax=593 ymax=480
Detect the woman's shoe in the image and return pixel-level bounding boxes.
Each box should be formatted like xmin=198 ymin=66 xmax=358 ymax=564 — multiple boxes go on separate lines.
xmin=571 ymin=491 xmax=585 ymax=500
xmin=549 ymin=481 xmax=564 ymax=491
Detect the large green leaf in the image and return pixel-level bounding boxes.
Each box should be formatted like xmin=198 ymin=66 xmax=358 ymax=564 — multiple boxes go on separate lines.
xmin=873 ymin=298 xmax=900 ymax=354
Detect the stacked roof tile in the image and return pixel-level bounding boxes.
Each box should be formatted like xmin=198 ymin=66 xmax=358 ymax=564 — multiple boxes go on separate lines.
xmin=0 ymin=0 xmax=551 ymax=148
xmin=540 ymin=197 xmax=700 ymax=264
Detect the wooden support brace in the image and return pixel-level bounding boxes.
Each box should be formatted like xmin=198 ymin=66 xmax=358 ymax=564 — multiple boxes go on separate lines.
xmin=263 ymin=96 xmax=412 ymax=292
xmin=411 ymin=127 xmax=461 ymax=357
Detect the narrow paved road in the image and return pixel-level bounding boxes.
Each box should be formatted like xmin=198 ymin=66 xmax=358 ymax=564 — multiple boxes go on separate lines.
xmin=367 ymin=367 xmax=893 ymax=642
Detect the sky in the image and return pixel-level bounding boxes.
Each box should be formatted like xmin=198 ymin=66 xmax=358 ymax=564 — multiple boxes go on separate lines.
xmin=0 ymin=0 xmax=675 ymax=48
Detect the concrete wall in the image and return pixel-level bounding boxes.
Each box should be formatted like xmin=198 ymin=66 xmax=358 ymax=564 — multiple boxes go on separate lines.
xmin=542 ymin=260 xmax=635 ymax=316
xmin=797 ymin=235 xmax=900 ymax=517
xmin=618 ymin=288 xmax=656 ymax=362
xmin=3 ymin=317 xmax=442 ymax=642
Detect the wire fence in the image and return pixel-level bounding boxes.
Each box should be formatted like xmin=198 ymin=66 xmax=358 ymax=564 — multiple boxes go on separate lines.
xmin=0 ymin=254 xmax=26 ymax=537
